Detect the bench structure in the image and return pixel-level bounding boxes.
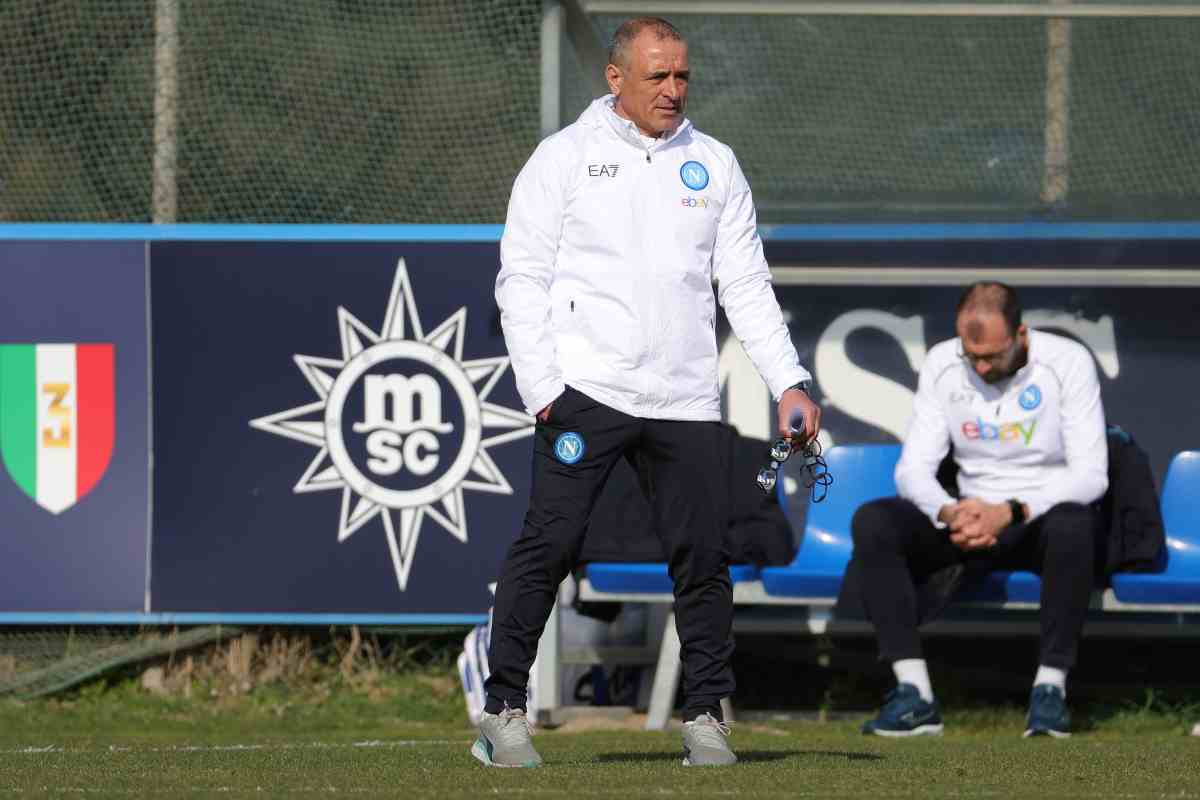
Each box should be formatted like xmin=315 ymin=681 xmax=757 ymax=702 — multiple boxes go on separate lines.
xmin=537 ymin=445 xmax=1200 ymax=729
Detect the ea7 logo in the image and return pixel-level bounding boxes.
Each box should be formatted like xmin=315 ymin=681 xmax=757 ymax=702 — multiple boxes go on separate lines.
xmin=588 ymin=164 xmax=620 ymax=178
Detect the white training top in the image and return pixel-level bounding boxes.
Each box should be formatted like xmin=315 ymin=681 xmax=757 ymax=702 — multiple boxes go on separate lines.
xmin=496 ymin=95 xmax=810 ymax=421
xmin=895 ymin=329 xmax=1109 ymax=524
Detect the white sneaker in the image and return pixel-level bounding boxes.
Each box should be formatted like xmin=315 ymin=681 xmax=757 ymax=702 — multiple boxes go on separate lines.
xmin=471 ymin=708 xmax=543 ymax=768
xmin=681 ymin=712 xmax=737 ymax=766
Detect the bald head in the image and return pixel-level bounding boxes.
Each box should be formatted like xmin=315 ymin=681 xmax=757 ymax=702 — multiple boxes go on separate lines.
xmin=956 ymin=281 xmax=1021 ymax=337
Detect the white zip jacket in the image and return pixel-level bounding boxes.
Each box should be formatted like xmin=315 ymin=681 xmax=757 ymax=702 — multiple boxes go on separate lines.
xmin=496 ymin=95 xmax=810 ymax=420
xmin=895 ymin=329 xmax=1108 ymax=524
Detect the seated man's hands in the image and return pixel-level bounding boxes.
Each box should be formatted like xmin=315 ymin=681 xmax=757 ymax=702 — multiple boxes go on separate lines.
xmin=939 ymin=497 xmax=1015 ymax=551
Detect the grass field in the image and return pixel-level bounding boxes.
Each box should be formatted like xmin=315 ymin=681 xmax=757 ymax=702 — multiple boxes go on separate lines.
xmin=2 ymin=665 xmax=1198 ymax=799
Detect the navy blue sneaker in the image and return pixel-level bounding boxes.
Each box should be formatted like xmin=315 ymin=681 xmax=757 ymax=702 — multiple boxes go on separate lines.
xmin=1024 ymin=684 xmax=1071 ymax=738
xmin=861 ymin=683 xmax=944 ymax=737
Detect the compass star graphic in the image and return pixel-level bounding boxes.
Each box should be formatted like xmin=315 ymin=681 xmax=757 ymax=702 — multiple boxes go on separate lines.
xmin=250 ymin=259 xmax=534 ymax=591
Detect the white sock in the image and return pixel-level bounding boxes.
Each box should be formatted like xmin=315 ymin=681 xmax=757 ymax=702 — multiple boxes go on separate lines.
xmin=1034 ymin=665 xmax=1067 ymax=696
xmin=893 ymin=659 xmax=933 ymax=703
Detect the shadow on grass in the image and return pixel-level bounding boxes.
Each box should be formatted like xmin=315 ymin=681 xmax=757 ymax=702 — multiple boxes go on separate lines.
xmin=596 ymin=749 xmax=884 ymax=764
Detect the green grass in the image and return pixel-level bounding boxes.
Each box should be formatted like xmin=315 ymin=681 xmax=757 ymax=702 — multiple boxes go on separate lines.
xmin=1 ymin=673 xmax=1198 ymax=799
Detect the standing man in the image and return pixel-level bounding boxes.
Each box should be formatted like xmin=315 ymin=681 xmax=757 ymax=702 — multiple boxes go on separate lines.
xmin=475 ymin=17 xmax=820 ymax=768
xmin=850 ymin=281 xmax=1107 ymax=738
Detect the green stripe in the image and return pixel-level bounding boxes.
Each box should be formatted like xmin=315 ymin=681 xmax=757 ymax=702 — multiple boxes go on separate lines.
xmin=0 ymin=345 xmax=37 ymax=498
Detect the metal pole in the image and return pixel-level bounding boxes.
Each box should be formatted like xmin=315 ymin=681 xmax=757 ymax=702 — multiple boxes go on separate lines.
xmin=152 ymin=0 xmax=179 ymax=223
xmin=540 ymin=0 xmax=565 ymax=140
xmin=1042 ymin=1 xmax=1072 ymax=207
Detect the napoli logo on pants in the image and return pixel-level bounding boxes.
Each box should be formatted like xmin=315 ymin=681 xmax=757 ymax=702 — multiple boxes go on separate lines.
xmin=554 ymin=432 xmax=585 ymax=464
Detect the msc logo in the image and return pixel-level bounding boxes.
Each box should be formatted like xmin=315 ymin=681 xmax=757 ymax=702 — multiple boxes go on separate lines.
xmin=680 ymin=196 xmax=709 ymax=208
xmin=352 ymin=371 xmax=454 ymax=478
xmin=680 ymin=160 xmax=709 ymax=191
xmin=251 ymin=260 xmax=534 ymax=591
xmin=588 ymin=164 xmax=620 ymax=178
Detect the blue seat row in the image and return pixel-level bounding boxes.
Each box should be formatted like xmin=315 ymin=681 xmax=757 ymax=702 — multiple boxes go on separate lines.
xmin=582 ymin=445 xmax=1200 ymax=608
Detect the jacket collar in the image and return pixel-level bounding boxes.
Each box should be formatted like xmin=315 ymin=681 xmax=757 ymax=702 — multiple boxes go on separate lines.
xmin=580 ymin=94 xmax=692 ymax=151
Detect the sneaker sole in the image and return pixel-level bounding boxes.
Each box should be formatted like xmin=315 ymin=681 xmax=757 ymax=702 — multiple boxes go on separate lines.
xmin=869 ymin=724 xmax=945 ymax=738
xmin=1023 ymin=728 xmax=1071 ymax=739
xmin=470 ymin=736 xmax=542 ymax=768
xmin=682 ymin=757 xmax=738 ymax=766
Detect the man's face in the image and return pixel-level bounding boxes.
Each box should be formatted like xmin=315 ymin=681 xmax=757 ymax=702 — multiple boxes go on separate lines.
xmin=956 ymin=311 xmax=1028 ymax=384
xmin=606 ymin=31 xmax=689 ymax=137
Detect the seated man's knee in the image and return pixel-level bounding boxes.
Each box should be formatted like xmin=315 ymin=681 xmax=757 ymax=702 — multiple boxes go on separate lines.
xmin=851 ymin=499 xmax=905 ymax=553
xmin=1040 ymin=502 xmax=1097 ymax=555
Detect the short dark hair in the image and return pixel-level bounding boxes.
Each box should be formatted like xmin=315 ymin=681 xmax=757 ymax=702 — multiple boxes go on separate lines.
xmin=956 ymin=281 xmax=1022 ymax=336
xmin=608 ymin=17 xmax=683 ymax=69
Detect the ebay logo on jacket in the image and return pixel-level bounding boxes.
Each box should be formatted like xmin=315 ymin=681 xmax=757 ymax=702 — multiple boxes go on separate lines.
xmin=962 ymin=418 xmax=1037 ymax=446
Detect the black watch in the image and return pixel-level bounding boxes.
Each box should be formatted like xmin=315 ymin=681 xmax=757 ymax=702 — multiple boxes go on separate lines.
xmin=787 ymin=380 xmax=812 ymax=396
xmin=1007 ymin=498 xmax=1026 ymax=525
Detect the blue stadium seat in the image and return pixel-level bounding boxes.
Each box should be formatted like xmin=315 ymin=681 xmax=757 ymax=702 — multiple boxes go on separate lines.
xmin=585 ymin=562 xmax=761 ymax=595
xmin=760 ymin=444 xmax=902 ymax=599
xmin=1110 ymin=450 xmax=1200 ymax=605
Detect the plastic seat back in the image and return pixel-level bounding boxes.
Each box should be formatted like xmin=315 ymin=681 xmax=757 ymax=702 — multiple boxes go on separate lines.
xmin=1110 ymin=450 xmax=1200 ymax=604
xmin=1159 ymin=450 xmax=1200 ymax=574
xmin=792 ymin=443 xmax=902 ymax=573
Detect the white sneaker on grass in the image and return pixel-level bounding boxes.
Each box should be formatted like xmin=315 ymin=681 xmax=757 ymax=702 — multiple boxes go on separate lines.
xmin=682 ymin=712 xmax=737 ymax=766
xmin=471 ymin=707 xmax=543 ymax=768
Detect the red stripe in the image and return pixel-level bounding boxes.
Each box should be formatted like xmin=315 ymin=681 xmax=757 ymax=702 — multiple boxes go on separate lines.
xmin=75 ymin=344 xmax=115 ymax=499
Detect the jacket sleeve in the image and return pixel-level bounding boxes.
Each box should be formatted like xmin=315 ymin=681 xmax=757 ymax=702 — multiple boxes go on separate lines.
xmin=712 ymin=153 xmax=810 ymax=401
xmin=1024 ymin=348 xmax=1109 ymax=520
xmin=895 ymin=357 xmax=956 ymax=526
xmin=496 ymin=141 xmax=567 ymax=416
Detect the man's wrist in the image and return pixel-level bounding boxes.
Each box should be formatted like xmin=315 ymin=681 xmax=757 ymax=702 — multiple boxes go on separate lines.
xmin=785 ymin=380 xmax=811 ymax=397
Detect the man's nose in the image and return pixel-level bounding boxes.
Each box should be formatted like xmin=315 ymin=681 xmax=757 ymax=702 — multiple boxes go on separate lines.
xmin=662 ymin=78 xmax=680 ymax=100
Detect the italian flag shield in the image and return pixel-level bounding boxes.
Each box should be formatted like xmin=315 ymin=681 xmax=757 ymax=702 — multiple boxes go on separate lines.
xmin=0 ymin=344 xmax=115 ymax=514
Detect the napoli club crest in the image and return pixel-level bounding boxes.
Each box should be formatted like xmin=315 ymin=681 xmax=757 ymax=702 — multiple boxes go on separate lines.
xmin=1019 ymin=384 xmax=1042 ymax=411
xmin=554 ymin=432 xmax=585 ymax=464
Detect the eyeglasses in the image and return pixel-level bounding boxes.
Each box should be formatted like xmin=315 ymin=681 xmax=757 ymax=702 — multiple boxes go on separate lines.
xmin=756 ymin=436 xmax=833 ymax=503
xmin=957 ymin=338 xmax=1018 ymax=369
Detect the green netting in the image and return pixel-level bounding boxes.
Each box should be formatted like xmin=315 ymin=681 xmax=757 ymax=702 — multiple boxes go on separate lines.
xmin=3 ymin=2 xmax=1200 ymax=223
xmin=0 ymin=627 xmax=238 ymax=699
xmin=566 ymin=11 xmax=1200 ymax=222
xmin=0 ymin=1 xmax=542 ymax=223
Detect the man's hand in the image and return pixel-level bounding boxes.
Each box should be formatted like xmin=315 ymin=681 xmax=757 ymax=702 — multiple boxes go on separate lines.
xmin=945 ymin=498 xmax=1013 ymax=551
xmin=537 ymin=402 xmax=553 ymax=423
xmin=779 ymin=388 xmax=821 ymax=445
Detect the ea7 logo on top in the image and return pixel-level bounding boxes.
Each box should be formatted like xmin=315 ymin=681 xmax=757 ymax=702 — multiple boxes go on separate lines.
xmin=0 ymin=343 xmax=115 ymax=514
xmin=588 ymin=164 xmax=620 ymax=178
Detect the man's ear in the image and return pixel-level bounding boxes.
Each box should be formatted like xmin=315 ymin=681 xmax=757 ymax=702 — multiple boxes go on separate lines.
xmin=605 ymin=63 xmax=622 ymax=96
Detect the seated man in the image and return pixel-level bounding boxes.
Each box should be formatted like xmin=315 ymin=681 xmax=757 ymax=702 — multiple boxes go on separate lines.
xmin=849 ymin=281 xmax=1108 ymax=738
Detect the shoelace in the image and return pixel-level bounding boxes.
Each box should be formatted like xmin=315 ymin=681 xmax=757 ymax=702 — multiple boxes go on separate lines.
xmin=685 ymin=714 xmax=732 ymax=747
xmin=495 ymin=708 xmax=535 ymax=745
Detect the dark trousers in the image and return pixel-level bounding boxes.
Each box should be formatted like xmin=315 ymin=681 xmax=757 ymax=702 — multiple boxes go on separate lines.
xmin=850 ymin=497 xmax=1097 ymax=669
xmin=484 ymin=386 xmax=734 ymax=721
